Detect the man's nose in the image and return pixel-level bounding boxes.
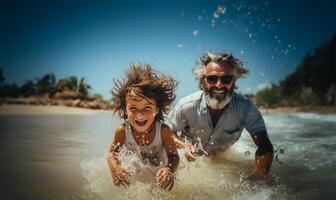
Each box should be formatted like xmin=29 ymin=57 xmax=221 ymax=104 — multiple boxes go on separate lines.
xmin=215 ymin=79 xmax=224 ymax=88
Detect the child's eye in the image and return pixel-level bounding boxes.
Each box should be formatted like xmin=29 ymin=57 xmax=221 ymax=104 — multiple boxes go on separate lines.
xmin=145 ymin=106 xmax=153 ymax=111
xmin=129 ymin=107 xmax=137 ymax=112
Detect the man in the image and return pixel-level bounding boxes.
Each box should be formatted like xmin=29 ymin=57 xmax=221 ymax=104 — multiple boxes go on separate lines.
xmin=167 ymin=51 xmax=274 ymax=178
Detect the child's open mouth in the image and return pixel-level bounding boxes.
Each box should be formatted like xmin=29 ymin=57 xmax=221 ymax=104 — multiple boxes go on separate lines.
xmin=135 ymin=119 xmax=147 ymax=127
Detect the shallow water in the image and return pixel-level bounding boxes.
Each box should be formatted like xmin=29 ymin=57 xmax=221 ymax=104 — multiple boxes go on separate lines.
xmin=0 ymin=112 xmax=335 ymax=199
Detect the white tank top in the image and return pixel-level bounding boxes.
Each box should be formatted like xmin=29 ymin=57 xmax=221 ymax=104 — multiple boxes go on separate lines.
xmin=125 ymin=120 xmax=167 ymax=167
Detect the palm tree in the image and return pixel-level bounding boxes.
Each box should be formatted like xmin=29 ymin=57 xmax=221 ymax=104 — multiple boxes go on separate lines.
xmin=35 ymin=73 xmax=56 ymax=96
xmin=78 ymin=77 xmax=91 ymax=97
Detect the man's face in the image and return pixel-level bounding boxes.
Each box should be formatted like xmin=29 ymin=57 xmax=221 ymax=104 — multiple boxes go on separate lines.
xmin=203 ymin=61 xmax=235 ymax=102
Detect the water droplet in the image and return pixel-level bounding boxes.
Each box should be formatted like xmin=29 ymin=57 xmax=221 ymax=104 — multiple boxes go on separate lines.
xmin=237 ymin=5 xmax=242 ymax=11
xmin=193 ymin=30 xmax=199 ymax=36
xmin=177 ymin=131 xmax=182 ymax=137
xmin=213 ymin=12 xmax=220 ymax=18
xmin=279 ymin=148 xmax=284 ymax=154
xmin=217 ymin=5 xmax=226 ymax=14
xmin=249 ymin=33 xmax=253 ymax=38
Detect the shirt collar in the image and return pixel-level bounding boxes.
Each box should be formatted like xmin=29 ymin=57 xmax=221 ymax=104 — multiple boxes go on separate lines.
xmin=200 ymin=92 xmax=208 ymax=114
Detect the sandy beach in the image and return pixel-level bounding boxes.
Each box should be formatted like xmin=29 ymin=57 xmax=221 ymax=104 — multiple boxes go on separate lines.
xmin=0 ymin=104 xmax=112 ymax=115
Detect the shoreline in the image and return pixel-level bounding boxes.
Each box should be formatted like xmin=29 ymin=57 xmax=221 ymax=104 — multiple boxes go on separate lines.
xmin=259 ymin=106 xmax=336 ymax=114
xmin=0 ymin=104 xmax=335 ymax=115
xmin=0 ymin=104 xmax=112 ymax=115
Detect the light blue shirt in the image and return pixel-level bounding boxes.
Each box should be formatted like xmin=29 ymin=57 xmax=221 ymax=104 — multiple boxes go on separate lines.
xmin=166 ymin=91 xmax=266 ymax=155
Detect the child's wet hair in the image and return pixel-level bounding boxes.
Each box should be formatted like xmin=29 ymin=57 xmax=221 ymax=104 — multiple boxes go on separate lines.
xmin=111 ymin=63 xmax=178 ymax=121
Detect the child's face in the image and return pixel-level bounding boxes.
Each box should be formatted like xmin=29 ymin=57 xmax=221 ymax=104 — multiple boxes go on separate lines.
xmin=125 ymin=94 xmax=159 ymax=133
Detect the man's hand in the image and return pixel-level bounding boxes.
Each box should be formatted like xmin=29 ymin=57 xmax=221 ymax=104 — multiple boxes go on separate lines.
xmin=250 ymin=131 xmax=274 ymax=177
xmin=111 ymin=165 xmax=131 ymax=186
xmin=156 ymin=167 xmax=174 ymax=191
xmin=183 ymin=143 xmax=196 ymax=161
xmin=172 ymin=134 xmax=197 ymax=161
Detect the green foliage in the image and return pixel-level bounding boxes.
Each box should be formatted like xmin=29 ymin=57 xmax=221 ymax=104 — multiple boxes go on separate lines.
xmin=255 ymin=84 xmax=281 ymax=108
xmin=20 ymin=80 xmax=35 ymax=97
xmin=55 ymin=76 xmax=91 ymax=98
xmin=92 ymin=93 xmax=103 ymax=100
xmin=0 ymin=83 xmax=20 ymax=98
xmin=280 ymin=33 xmax=336 ymax=106
xmin=0 ymin=69 xmax=93 ymax=99
xmin=78 ymin=77 xmax=91 ymax=97
xmin=35 ymin=73 xmax=56 ymax=96
xmin=0 ymin=69 xmax=4 ymax=85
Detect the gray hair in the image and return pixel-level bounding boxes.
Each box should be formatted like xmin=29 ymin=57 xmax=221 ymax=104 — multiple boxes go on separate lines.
xmin=192 ymin=51 xmax=249 ymax=80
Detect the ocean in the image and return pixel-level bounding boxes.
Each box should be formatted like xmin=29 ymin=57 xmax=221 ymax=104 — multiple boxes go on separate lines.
xmin=0 ymin=111 xmax=335 ymax=199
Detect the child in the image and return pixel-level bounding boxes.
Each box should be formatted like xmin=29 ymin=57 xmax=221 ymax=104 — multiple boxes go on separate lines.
xmin=107 ymin=64 xmax=179 ymax=191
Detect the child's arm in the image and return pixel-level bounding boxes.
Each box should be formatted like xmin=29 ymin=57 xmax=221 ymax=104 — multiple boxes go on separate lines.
xmin=107 ymin=125 xmax=130 ymax=186
xmin=156 ymin=124 xmax=180 ymax=190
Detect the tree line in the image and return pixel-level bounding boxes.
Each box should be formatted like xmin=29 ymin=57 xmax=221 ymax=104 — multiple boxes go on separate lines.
xmin=0 ymin=72 xmax=94 ymax=100
xmin=254 ymin=33 xmax=336 ymax=108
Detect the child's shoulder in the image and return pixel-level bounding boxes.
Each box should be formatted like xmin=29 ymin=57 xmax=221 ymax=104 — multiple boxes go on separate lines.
xmin=114 ymin=123 xmax=127 ymax=138
xmin=160 ymin=123 xmax=174 ymax=136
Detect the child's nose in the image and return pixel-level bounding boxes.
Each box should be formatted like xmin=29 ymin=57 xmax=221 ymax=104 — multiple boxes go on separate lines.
xmin=136 ymin=112 xmax=144 ymax=117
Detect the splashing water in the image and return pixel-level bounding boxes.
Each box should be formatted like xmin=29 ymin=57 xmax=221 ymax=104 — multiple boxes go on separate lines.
xmin=81 ymin=135 xmax=293 ymax=200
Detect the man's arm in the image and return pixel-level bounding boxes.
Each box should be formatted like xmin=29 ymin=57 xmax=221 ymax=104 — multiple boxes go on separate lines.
xmin=166 ymin=104 xmax=196 ymax=161
xmin=250 ymin=130 xmax=274 ymax=177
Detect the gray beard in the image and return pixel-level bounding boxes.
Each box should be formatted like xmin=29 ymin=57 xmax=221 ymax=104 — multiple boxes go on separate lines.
xmin=204 ymin=93 xmax=232 ymax=109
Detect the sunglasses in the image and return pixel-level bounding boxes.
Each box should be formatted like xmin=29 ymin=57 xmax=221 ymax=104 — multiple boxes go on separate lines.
xmin=205 ymin=75 xmax=234 ymax=84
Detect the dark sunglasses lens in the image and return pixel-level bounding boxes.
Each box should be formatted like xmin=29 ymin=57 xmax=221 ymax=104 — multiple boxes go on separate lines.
xmin=206 ymin=76 xmax=218 ymax=84
xmin=222 ymin=75 xmax=233 ymax=84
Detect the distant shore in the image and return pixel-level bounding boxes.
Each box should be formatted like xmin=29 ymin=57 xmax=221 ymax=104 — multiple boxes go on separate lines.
xmin=260 ymin=106 xmax=336 ymax=114
xmin=1 ymin=103 xmax=335 ymax=116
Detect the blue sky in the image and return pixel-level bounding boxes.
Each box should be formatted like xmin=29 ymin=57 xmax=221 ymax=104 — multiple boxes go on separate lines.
xmin=0 ymin=0 xmax=335 ymax=100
